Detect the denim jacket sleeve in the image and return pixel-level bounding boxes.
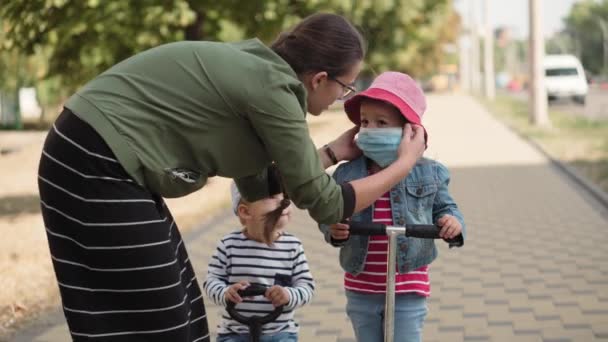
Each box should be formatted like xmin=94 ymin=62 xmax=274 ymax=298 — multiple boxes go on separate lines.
xmin=432 ymin=162 xmax=466 ymax=245
xmin=318 ymin=165 xmax=349 ymax=248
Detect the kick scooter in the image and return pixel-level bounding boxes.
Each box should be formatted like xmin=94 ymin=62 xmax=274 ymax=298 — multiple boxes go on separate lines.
xmin=226 ymin=284 xmax=284 ymax=342
xmin=348 ymin=222 xmax=463 ymax=342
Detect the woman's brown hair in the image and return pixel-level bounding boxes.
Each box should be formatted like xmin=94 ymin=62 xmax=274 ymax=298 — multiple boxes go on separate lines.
xmin=262 ymin=165 xmax=290 ymax=245
xmin=271 ymin=13 xmax=366 ymax=77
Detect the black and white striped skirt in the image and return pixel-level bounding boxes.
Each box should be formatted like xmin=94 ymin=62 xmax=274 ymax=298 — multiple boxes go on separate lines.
xmin=37 ymin=109 xmax=209 ymax=342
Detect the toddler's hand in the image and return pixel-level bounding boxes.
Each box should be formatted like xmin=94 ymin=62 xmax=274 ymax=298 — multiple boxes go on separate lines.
xmin=330 ymin=223 xmax=349 ymax=240
xmin=265 ymin=285 xmax=290 ymax=307
xmin=225 ymin=280 xmax=250 ymax=304
xmin=437 ymin=214 xmax=462 ymax=240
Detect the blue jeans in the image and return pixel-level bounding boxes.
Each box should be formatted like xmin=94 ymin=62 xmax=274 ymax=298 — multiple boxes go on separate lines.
xmin=216 ymin=331 xmax=297 ymax=342
xmin=345 ymin=290 xmax=428 ymax=342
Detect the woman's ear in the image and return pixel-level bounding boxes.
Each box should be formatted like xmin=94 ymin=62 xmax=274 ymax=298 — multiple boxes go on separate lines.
xmin=309 ymin=71 xmax=329 ymax=91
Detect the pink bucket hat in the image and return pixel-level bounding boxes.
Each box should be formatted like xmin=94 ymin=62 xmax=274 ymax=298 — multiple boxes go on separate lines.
xmin=344 ymin=71 xmax=428 ymax=142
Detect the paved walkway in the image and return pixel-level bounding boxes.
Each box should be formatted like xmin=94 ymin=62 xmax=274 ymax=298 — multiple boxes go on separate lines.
xmin=10 ymin=94 xmax=608 ymax=341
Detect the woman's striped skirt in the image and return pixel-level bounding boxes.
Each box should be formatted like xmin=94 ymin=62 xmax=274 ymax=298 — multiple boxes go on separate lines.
xmin=37 ymin=109 xmax=209 ymax=341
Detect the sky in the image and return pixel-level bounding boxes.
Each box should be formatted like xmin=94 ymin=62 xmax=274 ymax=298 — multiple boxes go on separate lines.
xmin=454 ymin=0 xmax=580 ymax=38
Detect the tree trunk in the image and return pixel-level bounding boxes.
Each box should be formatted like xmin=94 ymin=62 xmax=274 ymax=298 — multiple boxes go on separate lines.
xmin=185 ymin=10 xmax=205 ymax=40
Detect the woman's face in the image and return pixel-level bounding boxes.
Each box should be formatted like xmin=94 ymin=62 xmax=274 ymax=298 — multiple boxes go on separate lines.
xmin=305 ymin=60 xmax=363 ymax=116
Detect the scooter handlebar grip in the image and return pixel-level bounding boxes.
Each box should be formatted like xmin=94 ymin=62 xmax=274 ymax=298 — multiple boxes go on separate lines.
xmin=348 ymin=222 xmax=387 ymax=236
xmin=237 ymin=284 xmax=267 ymax=298
xmin=405 ymin=224 xmax=442 ymax=238
xmin=405 ymin=224 xmax=464 ymax=247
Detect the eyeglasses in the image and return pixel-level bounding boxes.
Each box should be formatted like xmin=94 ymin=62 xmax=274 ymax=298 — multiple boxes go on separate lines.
xmin=329 ymin=76 xmax=357 ymax=100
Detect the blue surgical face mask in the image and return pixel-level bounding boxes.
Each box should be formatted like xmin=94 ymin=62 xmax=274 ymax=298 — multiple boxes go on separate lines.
xmin=355 ymin=127 xmax=403 ymax=168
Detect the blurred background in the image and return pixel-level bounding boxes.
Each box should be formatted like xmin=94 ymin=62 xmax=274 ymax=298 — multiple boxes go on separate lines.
xmin=1 ymin=0 xmax=607 ymax=341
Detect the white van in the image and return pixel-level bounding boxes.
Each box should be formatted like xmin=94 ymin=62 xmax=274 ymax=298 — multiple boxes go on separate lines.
xmin=543 ymin=54 xmax=588 ymax=104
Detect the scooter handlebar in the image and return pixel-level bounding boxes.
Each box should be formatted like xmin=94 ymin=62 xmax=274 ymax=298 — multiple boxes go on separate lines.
xmin=236 ymin=284 xmax=268 ymax=298
xmin=226 ymin=284 xmax=284 ymax=326
xmin=347 ymin=222 xmax=463 ymax=247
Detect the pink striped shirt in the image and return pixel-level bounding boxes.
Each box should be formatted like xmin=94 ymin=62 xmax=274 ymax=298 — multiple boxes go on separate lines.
xmin=344 ymin=192 xmax=430 ymax=296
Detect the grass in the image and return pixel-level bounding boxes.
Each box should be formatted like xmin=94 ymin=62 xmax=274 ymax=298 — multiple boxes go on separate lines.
xmin=479 ymin=94 xmax=608 ymax=194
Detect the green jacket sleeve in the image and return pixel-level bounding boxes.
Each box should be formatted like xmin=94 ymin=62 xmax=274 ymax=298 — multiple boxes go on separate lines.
xmin=245 ymin=88 xmax=344 ymax=224
xmin=318 ymin=164 xmax=349 ymax=247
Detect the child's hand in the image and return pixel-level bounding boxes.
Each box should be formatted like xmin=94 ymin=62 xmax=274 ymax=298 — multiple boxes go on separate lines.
xmin=330 ymin=223 xmax=349 ymax=240
xmin=437 ymin=214 xmax=462 ymax=239
xmin=265 ymin=285 xmax=290 ymax=307
xmin=225 ymin=280 xmax=250 ymax=304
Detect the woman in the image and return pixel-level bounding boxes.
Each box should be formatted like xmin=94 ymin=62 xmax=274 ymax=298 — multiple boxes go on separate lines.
xmin=38 ymin=13 xmax=425 ymax=342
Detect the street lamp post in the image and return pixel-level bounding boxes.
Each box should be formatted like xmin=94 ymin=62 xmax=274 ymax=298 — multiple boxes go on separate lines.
xmin=470 ymin=0 xmax=481 ymax=94
xmin=528 ymin=0 xmax=550 ymax=126
xmin=483 ymin=0 xmax=495 ymax=100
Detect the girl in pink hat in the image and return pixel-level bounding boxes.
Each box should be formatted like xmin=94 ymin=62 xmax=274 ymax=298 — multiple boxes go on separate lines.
xmin=319 ymin=71 xmax=466 ymax=342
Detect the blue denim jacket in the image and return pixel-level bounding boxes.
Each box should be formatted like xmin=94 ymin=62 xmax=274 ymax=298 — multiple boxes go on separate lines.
xmin=319 ymin=156 xmax=466 ymax=275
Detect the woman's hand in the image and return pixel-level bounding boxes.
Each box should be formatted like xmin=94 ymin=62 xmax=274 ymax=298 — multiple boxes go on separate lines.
xmin=328 ymin=126 xmax=362 ymax=162
xmin=396 ymin=124 xmax=425 ymax=164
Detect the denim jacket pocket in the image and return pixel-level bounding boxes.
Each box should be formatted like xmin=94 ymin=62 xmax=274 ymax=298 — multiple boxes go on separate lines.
xmin=405 ymin=183 xmax=437 ymax=215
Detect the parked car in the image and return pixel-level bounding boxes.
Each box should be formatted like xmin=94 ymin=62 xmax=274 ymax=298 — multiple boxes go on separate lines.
xmin=543 ymin=54 xmax=588 ymax=104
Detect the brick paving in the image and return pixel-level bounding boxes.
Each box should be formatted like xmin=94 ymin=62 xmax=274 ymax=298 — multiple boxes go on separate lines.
xmin=10 ymin=94 xmax=608 ymax=342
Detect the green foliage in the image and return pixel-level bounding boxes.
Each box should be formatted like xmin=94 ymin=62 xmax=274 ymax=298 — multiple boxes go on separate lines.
xmin=326 ymin=0 xmax=458 ymax=77
xmin=0 ymin=0 xmax=459 ymax=99
xmin=546 ymin=32 xmax=574 ymax=55
xmin=1 ymin=1 xmax=211 ymax=90
xmin=223 ymin=0 xmax=319 ymax=43
xmin=563 ymin=0 xmax=608 ymax=75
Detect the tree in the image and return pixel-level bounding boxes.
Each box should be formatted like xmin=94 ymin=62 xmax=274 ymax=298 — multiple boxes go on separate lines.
xmin=1 ymin=0 xmax=460 ymax=95
xmin=320 ymin=0 xmax=458 ymax=78
xmin=546 ymin=32 xmax=574 ymax=55
xmin=0 ymin=0 xmax=226 ymax=91
xmin=563 ymin=0 xmax=608 ymax=75
xmin=223 ymin=0 xmax=318 ymax=43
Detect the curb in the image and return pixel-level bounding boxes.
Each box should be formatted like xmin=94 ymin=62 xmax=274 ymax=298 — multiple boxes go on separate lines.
xmin=525 ymin=136 xmax=608 ymax=211
xmin=478 ymin=97 xmax=608 ymax=212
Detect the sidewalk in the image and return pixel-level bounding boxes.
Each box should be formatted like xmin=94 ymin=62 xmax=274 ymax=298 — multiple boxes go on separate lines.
xmin=10 ymin=94 xmax=608 ymax=342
